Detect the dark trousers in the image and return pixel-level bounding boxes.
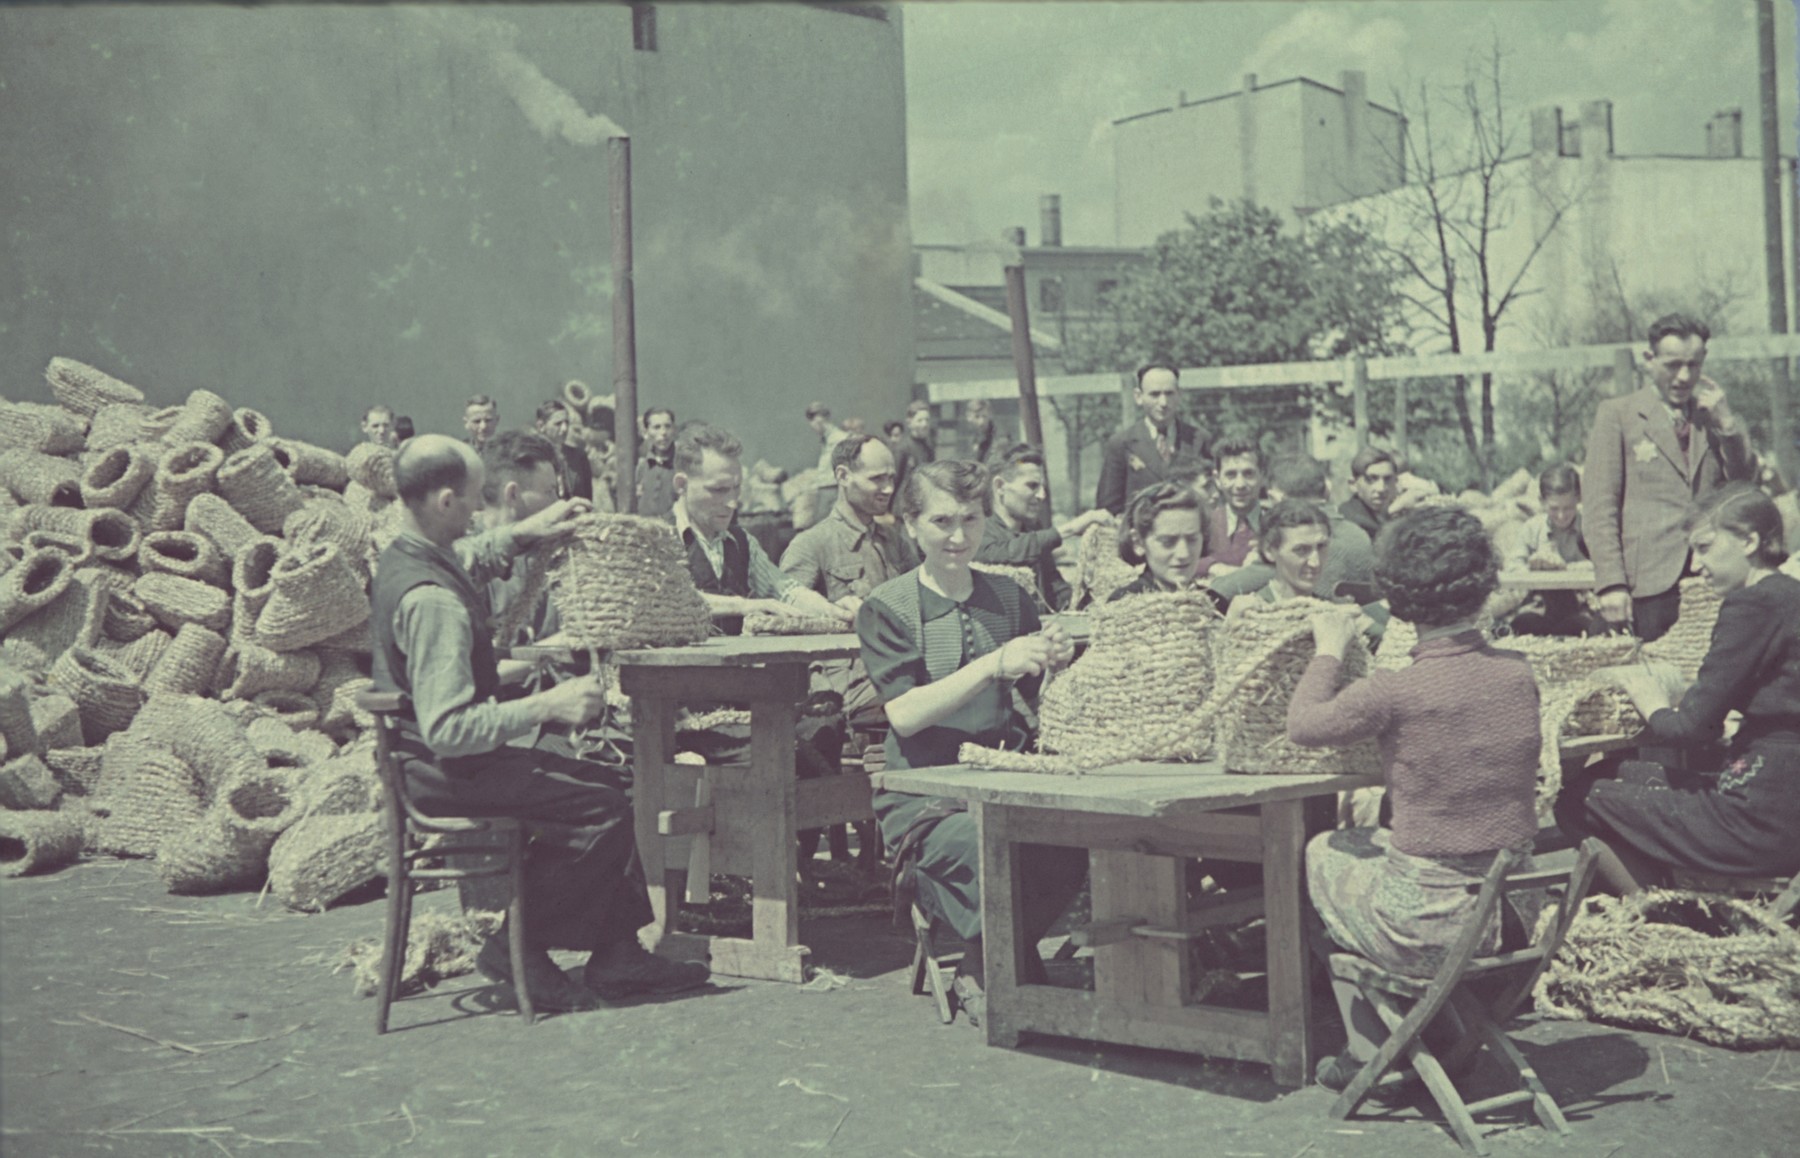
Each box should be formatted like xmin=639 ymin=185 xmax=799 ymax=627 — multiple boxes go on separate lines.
xmin=1632 ymin=585 xmax=1683 ymax=643
xmin=913 ymin=811 xmax=1089 ymax=946
xmin=401 ymin=746 xmax=653 ymax=954
xmin=1511 ymin=590 xmax=1610 ymax=638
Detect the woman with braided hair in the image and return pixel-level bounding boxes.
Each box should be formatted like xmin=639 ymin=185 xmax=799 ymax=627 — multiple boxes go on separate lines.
xmin=1286 ymin=506 xmax=1542 ymax=1090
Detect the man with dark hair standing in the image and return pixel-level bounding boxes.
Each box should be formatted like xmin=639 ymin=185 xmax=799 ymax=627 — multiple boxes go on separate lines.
xmin=961 ymin=399 xmax=1008 ymax=467
xmin=1339 ymin=447 xmax=1398 ymax=539
xmin=977 ymin=444 xmax=1113 ymax=612
xmin=1095 ymin=363 xmax=1206 ymax=515
xmin=637 ymin=407 xmax=677 ymax=519
xmin=1585 ymin=313 xmax=1759 ymax=641
xmin=893 ymin=399 xmax=936 ymax=494
xmin=1196 ymin=435 xmax=1266 ymax=579
xmin=463 ymin=395 xmax=499 ymax=453
xmin=534 ymin=399 xmax=594 ymax=501
xmin=370 ymin=434 xmax=707 ymax=1012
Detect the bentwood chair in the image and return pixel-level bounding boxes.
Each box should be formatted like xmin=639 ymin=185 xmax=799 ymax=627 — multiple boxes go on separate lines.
xmin=1325 ymin=839 xmax=1603 ymax=1155
xmin=358 ymin=690 xmax=536 ymax=1031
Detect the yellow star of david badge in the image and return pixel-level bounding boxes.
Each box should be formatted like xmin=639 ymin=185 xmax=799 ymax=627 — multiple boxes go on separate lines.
xmin=1633 ymin=437 xmax=1659 ymax=464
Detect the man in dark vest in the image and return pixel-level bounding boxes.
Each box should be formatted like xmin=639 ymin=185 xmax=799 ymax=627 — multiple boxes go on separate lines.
xmin=637 ymin=407 xmax=678 ymax=519
xmin=371 ymin=434 xmax=708 ymax=1012
xmin=1095 ymin=363 xmax=1207 ymax=515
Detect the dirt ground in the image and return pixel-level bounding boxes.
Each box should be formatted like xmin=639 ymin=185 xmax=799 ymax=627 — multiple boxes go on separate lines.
xmin=3 ymin=861 xmax=1795 ymax=1158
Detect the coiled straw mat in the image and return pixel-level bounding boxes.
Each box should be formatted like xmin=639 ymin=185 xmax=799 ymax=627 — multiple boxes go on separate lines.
xmin=546 ymin=514 xmax=712 ymax=650
xmin=184 ymin=493 xmax=262 ymax=560
xmin=90 ymin=739 xmax=209 ymax=857
xmin=217 ymin=443 xmax=306 ymax=534
xmin=143 ymin=623 xmax=228 ymax=697
xmin=0 ymin=807 xmax=83 ymax=876
xmin=0 ymin=548 xmax=74 ymax=634
xmin=0 ymin=401 xmax=87 ymax=456
xmin=161 ymin=389 xmax=234 ymax=447
xmin=742 ymin=611 xmax=852 ymax=636
xmin=139 ymin=531 xmax=229 ymax=588
xmin=1537 ymin=889 xmax=1800 ymax=1049
xmin=1075 ymin=522 xmax=1143 ymax=608
xmin=267 ymin=810 xmax=383 ymax=911
xmin=80 ymin=445 xmax=156 ymax=511
xmin=219 ymin=407 xmax=275 ymax=455
xmin=155 ymin=765 xmax=299 ymax=893
xmin=0 ymin=754 xmax=63 ymax=811
xmin=1208 ymin=598 xmax=1382 ymax=776
xmin=344 ymin=442 xmax=398 ymax=501
xmin=1642 ymin=576 xmax=1723 ymax=684
xmin=270 ymin=438 xmax=350 ymax=491
xmin=129 ymin=442 xmax=224 ymax=533
xmin=44 ymin=356 xmax=144 ymax=417
xmin=253 ymin=541 xmax=369 ymax=652
xmin=0 ymin=449 xmax=83 ymax=507
xmin=135 ymin=571 xmax=231 ymax=634
xmin=48 ymin=646 xmax=145 ymax=745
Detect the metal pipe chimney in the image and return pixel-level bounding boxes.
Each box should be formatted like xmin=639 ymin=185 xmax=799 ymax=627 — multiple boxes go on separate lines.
xmin=1039 ymin=194 xmax=1063 ymax=247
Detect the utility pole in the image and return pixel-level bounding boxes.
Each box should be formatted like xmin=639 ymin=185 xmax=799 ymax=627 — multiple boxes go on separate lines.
xmin=1756 ymin=0 xmax=1797 ymax=484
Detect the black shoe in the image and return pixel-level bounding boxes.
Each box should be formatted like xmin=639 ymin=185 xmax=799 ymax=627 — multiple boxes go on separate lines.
xmin=475 ymin=938 xmax=598 ymax=1013
xmin=583 ymin=942 xmax=710 ymax=1000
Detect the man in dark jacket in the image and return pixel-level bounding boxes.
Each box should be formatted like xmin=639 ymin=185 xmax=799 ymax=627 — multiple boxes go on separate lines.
xmin=977 ymin=444 xmax=1113 ymax=612
xmin=1095 ymin=363 xmax=1207 ymax=514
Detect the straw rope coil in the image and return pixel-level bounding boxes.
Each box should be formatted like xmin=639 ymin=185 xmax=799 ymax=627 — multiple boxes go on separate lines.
xmin=342 ymin=910 xmax=500 ymax=998
xmin=0 ymin=673 xmax=40 ymax=760
xmin=344 ymin=442 xmax=398 ymax=501
xmin=742 ymin=611 xmax=852 ymax=636
xmin=138 ymin=530 xmax=229 ymax=588
xmin=44 ymin=747 xmax=104 ymax=797
xmin=143 ymin=623 xmax=228 ymax=697
xmin=155 ymin=765 xmax=298 ymax=893
xmin=0 ymin=400 xmax=87 ymax=456
xmin=29 ymin=693 xmax=83 ymax=752
xmin=0 ymin=449 xmax=83 ymax=507
xmin=135 ymin=571 xmax=232 ymax=634
xmin=219 ymin=407 xmax=274 ymax=455
xmin=1641 ymin=577 xmax=1723 ymax=684
xmin=1075 ymin=522 xmax=1143 ymax=608
xmin=183 ymin=493 xmax=261 ymax=559
xmin=0 ymin=754 xmax=62 ymax=811
xmin=1536 ymin=890 xmax=1800 ymax=1049
xmin=90 ymin=739 xmax=210 ymax=857
xmin=157 ymin=389 xmax=233 ymax=446
xmin=84 ymin=403 xmax=162 ymax=452
xmin=1208 ymin=599 xmax=1383 ymax=776
xmin=79 ymin=444 xmax=156 ymax=511
xmin=127 ymin=441 xmax=223 ymax=533
xmin=0 ymin=807 xmax=83 ymax=876
xmin=47 ymin=646 xmax=145 ymax=744
xmin=0 ymin=548 xmax=74 ymax=634
xmin=220 ymin=642 xmax=321 ymax=700
xmin=45 ymin=356 xmax=144 ymax=417
xmin=546 ymin=514 xmax=712 ymax=650
xmin=217 ymin=443 xmax=306 ymax=534
xmin=230 ymin=536 xmax=282 ymax=638
xmin=10 ymin=506 xmax=142 ymax=564
xmin=270 ymin=438 xmax=350 ymax=491
xmin=253 ymin=541 xmax=369 ymax=652
xmin=267 ymin=810 xmax=384 ymax=911
xmin=21 ymin=529 xmax=94 ymax=566
xmin=249 ymin=690 xmax=323 ymax=733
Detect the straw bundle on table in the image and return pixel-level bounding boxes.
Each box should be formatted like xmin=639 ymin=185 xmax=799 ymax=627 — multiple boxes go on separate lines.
xmin=1075 ymin=522 xmax=1143 ymax=608
xmin=219 ymin=407 xmax=274 ymax=455
xmin=138 ymin=531 xmax=229 ymax=588
xmin=0 ymin=400 xmax=87 ymax=456
xmin=130 ymin=442 xmax=224 ymax=533
xmin=155 ymin=764 xmax=298 ymax=893
xmin=1536 ymin=890 xmax=1800 ymax=1049
xmin=970 ymin=562 xmax=1048 ymax=612
xmin=270 ymin=438 xmax=350 ymax=491
xmin=135 ymin=571 xmax=231 ymax=634
xmin=47 ymin=646 xmax=144 ymax=744
xmin=1642 ymin=577 xmax=1723 ymax=684
xmin=29 ymin=693 xmax=83 ymax=752
xmin=246 ymin=713 xmax=335 ymax=766
xmin=105 ymin=627 xmax=172 ymax=679
xmin=254 ymin=541 xmax=368 ymax=652
xmin=0 ymin=448 xmax=83 ymax=507
xmin=183 ymin=493 xmax=261 ymax=559
xmin=1030 ymin=588 xmax=1221 ymax=770
xmin=1209 ymin=599 xmax=1383 ymax=776
xmin=90 ymin=740 xmax=210 ymax=857
xmin=85 ymin=403 xmax=161 ymax=452
xmin=546 ymin=514 xmax=712 ymax=650
xmin=45 ymin=357 xmax=144 ymax=417
xmin=742 ymin=611 xmax=850 ymax=636
xmin=267 ymin=810 xmax=384 ymax=911
xmin=342 ymin=910 xmax=500 ymax=998
xmin=44 ymin=747 xmax=104 ymax=796
xmin=0 ymin=807 xmax=83 ymax=876
xmin=161 ymin=389 xmax=234 ymax=446
xmin=344 ymin=442 xmax=398 ymax=501
xmin=21 ymin=529 xmax=94 ymax=566
xmin=955 ymin=743 xmax=1088 ymax=775
xmin=143 ymin=623 xmax=228 ymax=697
xmin=0 ymin=673 xmax=40 ymax=759
xmin=0 ymin=754 xmax=62 ymax=811
xmin=220 ymin=642 xmax=320 ymax=700
xmin=0 ymin=548 xmax=74 ymax=633
xmin=217 ymin=443 xmax=306 ymax=534
xmin=79 ymin=445 xmax=156 ymax=511
xmin=250 ymin=690 xmax=323 ymax=732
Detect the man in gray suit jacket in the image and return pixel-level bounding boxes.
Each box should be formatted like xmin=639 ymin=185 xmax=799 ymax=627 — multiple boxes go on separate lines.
xmin=1095 ymin=363 xmax=1208 ymax=514
xmin=1584 ymin=313 xmax=1758 ymax=641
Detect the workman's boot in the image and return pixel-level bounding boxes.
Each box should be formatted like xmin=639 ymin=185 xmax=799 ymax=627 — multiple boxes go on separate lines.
xmin=583 ymin=941 xmax=710 ymax=1000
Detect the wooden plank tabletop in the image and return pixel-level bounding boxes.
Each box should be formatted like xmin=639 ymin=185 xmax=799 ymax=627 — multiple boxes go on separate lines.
xmin=872 ymin=761 xmax=1379 ymax=819
xmin=1559 ymin=731 xmax=1642 ymax=759
xmin=1497 ymin=568 xmax=1599 ymax=591
xmin=507 ymin=633 xmax=861 ymax=666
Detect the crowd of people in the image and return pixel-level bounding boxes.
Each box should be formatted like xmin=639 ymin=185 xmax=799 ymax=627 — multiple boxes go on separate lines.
xmin=362 ymin=312 xmax=1798 ymax=1087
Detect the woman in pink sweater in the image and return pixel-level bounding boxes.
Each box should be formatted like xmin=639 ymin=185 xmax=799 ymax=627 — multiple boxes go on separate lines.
xmin=1287 ymin=506 xmax=1541 ymax=1090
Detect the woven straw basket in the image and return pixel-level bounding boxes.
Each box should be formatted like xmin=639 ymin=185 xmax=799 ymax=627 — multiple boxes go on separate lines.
xmin=221 ymin=642 xmax=321 ymax=700
xmin=13 ymin=506 xmax=143 ymax=564
xmin=0 ymin=807 xmax=83 ymax=875
xmin=0 ymin=449 xmax=83 ymax=507
xmin=44 ymin=747 xmax=104 ymax=797
xmin=267 ymin=810 xmax=384 ymax=911
xmin=312 ymin=652 xmax=372 ymax=736
xmin=184 ymin=493 xmax=262 ymax=560
xmin=1209 ymin=599 xmax=1382 ymax=776
xmin=0 ymin=548 xmax=74 ymax=634
xmin=1075 ymin=522 xmax=1144 ymax=608
xmin=254 ymin=541 xmax=369 ymax=652
xmin=970 ymin=561 xmax=1048 ymax=612
xmin=219 ymin=407 xmax=274 ymax=455
xmin=271 ymin=439 xmax=350 ymax=491
xmin=282 ymin=501 xmax=371 ymax=578
xmin=161 ymin=389 xmax=234 ymax=447
xmin=48 ymin=646 xmax=144 ymax=745
xmin=9 ymin=565 xmax=132 ymax=663
xmin=105 ymin=628 xmax=172 ymax=680
xmin=130 ymin=442 xmax=224 ymax=533
xmin=99 ymin=586 xmax=159 ymax=648
xmin=155 ymin=766 xmax=298 ymax=893
xmin=546 ymin=514 xmax=712 ymax=650
xmin=84 ymin=403 xmax=161 ymax=452
xmin=80 ymin=445 xmax=156 ymax=511
xmin=30 ymin=693 xmax=83 ymax=752
xmin=135 ymin=571 xmax=232 ymax=634
xmin=21 ymin=529 xmax=94 ymax=566
xmin=139 ymin=531 xmax=230 ymax=588
xmin=296 ymin=747 xmax=380 ymax=815
xmin=91 ymin=739 xmax=210 ymax=857
xmin=344 ymin=442 xmax=398 ymax=501
xmin=45 ymin=357 xmax=144 ymax=417
xmin=1642 ymin=577 xmax=1723 ymax=684
xmin=0 ymin=673 xmax=40 ymax=759
xmin=129 ymin=694 xmax=261 ymax=795
xmin=231 ymin=536 xmax=282 ymax=636
xmin=0 ymin=401 xmax=87 ymax=456
xmin=247 ymin=690 xmax=324 ymax=732
xmin=0 ymin=754 xmax=63 ymax=811
xmin=144 ymin=623 xmax=228 ymax=697
xmin=218 ymin=443 xmax=306 ymax=534
xmin=246 ymin=713 xmax=336 ymax=766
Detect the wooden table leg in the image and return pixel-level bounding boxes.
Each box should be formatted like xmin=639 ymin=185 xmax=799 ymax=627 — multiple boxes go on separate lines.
xmin=632 ymin=694 xmax=678 ymax=946
xmin=1262 ymin=797 xmax=1311 ymax=1088
xmin=975 ymin=802 xmax=1027 ymax=1047
xmin=1091 ymin=846 xmax=1190 ymax=1009
xmin=743 ymin=694 xmax=804 ymax=979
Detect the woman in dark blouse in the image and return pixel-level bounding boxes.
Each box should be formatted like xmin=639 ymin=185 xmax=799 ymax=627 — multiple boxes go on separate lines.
xmin=856 ymin=459 xmax=1083 ymax=1026
xmin=1558 ymin=486 xmax=1800 ymax=892
xmin=1108 ymin=482 xmax=1207 ymax=602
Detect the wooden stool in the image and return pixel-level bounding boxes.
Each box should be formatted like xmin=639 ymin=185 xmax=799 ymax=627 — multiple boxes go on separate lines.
xmin=908 ymin=903 xmax=963 ymax=1024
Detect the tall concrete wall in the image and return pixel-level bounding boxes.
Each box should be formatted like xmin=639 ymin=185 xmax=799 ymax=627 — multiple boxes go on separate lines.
xmin=0 ymin=4 xmax=913 ymax=466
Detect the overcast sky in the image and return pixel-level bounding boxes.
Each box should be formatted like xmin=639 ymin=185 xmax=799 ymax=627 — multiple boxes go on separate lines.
xmin=903 ymin=0 xmax=1799 ymax=246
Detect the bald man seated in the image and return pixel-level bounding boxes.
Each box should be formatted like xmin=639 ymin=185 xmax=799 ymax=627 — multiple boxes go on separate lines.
xmin=369 ymin=434 xmax=708 ymax=1011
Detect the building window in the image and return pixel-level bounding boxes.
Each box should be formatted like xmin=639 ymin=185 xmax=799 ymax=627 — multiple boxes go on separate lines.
xmin=631 ymin=3 xmax=657 ymax=52
xmin=1039 ymin=276 xmax=1064 ymax=313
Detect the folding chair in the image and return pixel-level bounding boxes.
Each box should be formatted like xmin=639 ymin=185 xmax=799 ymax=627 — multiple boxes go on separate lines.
xmin=908 ymin=902 xmax=964 ymax=1024
xmin=359 ymin=690 xmax=537 ymax=1032
xmin=1326 ymin=838 xmax=1603 ymax=1155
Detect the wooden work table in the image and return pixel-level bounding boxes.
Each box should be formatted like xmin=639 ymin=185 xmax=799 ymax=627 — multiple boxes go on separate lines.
xmin=873 ymin=761 xmax=1378 ymax=1088
xmin=1497 ymin=567 xmax=1599 ymax=592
